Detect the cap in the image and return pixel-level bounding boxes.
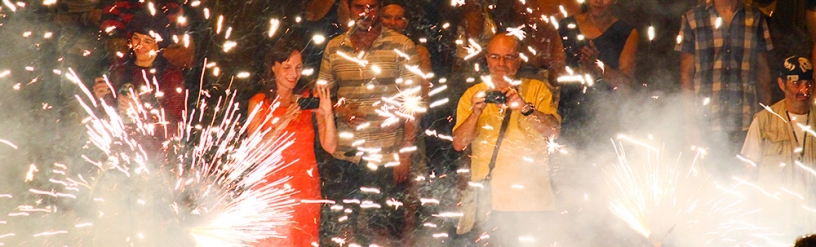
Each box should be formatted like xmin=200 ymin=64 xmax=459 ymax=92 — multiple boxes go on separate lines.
xmin=782 ymin=56 xmax=813 ymax=82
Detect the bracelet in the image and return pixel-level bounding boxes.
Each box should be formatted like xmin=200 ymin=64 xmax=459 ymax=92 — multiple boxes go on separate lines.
xmin=521 ymin=103 xmax=535 ymax=116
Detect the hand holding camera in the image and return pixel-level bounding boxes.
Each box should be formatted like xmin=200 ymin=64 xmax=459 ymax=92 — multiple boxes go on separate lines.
xmin=483 ymin=90 xmax=507 ymax=104
xmin=297 ymin=97 xmax=320 ymax=110
xmin=300 ymin=84 xmax=334 ymax=119
xmin=93 ymin=77 xmax=112 ymax=99
xmin=579 ymin=40 xmax=601 ymax=75
xmin=484 ymin=88 xmax=525 ymax=110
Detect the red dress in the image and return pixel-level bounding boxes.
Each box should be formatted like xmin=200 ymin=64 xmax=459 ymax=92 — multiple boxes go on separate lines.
xmin=252 ymin=93 xmax=321 ymax=247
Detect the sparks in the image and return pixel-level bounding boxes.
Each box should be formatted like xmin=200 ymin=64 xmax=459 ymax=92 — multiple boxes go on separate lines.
xmin=269 ymin=19 xmax=280 ymax=38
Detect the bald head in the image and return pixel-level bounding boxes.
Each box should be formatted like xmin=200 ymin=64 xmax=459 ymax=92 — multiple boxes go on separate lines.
xmin=485 ymin=33 xmax=522 ymax=82
xmin=486 ymin=33 xmax=521 ymax=54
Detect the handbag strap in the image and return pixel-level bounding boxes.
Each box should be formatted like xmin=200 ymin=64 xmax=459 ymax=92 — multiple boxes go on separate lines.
xmin=485 ymin=108 xmax=512 ymax=181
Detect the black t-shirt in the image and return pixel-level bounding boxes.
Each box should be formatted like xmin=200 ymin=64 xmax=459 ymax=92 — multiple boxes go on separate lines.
xmin=558 ymin=16 xmax=634 ymax=70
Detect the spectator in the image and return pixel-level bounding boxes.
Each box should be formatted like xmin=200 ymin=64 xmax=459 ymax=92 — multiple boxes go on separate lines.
xmin=299 ymin=0 xmax=351 ymax=81
xmin=452 ymin=33 xmax=561 ymax=246
xmin=453 ymin=0 xmax=495 ymax=73
xmin=741 ymin=55 xmax=816 ymax=191
xmin=741 ymin=55 xmax=816 ymax=231
xmin=246 ymin=39 xmax=337 ymax=247
xmin=53 ymin=0 xmax=116 ymax=157
xmin=557 ymin=0 xmax=639 ymax=148
xmin=316 ymin=0 xmax=422 ymax=245
xmin=676 ymin=0 xmax=773 ymax=150
xmin=92 ymin=10 xmax=187 ymax=140
xmin=457 ymin=0 xmax=568 ymax=83
xmin=378 ymin=0 xmax=427 ymax=239
xmin=56 ymin=0 xmax=113 ymax=87
xmin=89 ymin=10 xmax=192 ymax=247
xmin=100 ymin=0 xmax=194 ymax=69
xmin=380 ymin=3 xmax=431 ymax=96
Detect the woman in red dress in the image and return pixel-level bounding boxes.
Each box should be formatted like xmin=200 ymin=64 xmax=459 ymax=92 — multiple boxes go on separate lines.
xmin=247 ymin=41 xmax=337 ymax=247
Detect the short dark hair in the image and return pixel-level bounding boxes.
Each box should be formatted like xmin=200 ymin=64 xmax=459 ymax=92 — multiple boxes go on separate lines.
xmin=796 ymin=234 xmax=816 ymax=247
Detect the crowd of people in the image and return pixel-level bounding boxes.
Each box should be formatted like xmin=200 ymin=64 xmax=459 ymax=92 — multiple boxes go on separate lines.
xmin=19 ymin=0 xmax=816 ymax=246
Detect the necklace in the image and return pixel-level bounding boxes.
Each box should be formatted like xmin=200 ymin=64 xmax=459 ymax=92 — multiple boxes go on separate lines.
xmin=786 ymin=111 xmax=810 ymax=160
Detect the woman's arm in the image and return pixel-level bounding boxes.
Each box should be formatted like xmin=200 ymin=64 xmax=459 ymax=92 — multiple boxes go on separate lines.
xmin=315 ymin=84 xmax=337 ymax=154
xmin=246 ymin=94 xmax=266 ymax=136
xmin=613 ymin=29 xmax=640 ymax=89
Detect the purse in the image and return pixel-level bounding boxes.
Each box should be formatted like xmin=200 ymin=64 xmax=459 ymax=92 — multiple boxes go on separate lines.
xmin=456 ymin=108 xmax=513 ymax=234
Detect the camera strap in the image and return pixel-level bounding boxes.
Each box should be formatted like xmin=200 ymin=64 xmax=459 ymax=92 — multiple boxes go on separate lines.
xmin=485 ymin=108 xmax=512 ymax=181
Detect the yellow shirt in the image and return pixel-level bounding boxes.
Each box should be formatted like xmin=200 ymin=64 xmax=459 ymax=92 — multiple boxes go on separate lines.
xmin=454 ymin=78 xmax=561 ymax=211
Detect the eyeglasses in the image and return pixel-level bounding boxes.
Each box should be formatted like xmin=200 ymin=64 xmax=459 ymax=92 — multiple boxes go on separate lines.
xmin=789 ymin=79 xmax=815 ymax=88
xmin=487 ymin=54 xmax=520 ymax=61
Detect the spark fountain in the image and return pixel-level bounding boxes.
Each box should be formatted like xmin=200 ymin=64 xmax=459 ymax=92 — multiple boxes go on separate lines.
xmin=605 ymin=134 xmax=796 ymax=247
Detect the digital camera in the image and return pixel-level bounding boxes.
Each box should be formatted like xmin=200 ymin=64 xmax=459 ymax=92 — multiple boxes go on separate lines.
xmin=118 ymin=83 xmax=135 ymax=96
xmin=297 ymin=97 xmax=320 ymax=110
xmin=484 ymin=90 xmax=507 ymax=104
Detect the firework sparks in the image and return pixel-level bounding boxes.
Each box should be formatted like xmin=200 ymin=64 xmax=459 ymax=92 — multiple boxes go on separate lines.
xmin=0 ymin=65 xmax=302 ymax=246
xmin=462 ymin=38 xmax=483 ymax=60
xmin=605 ymin=135 xmax=776 ymax=246
xmin=268 ymin=19 xmax=280 ymax=38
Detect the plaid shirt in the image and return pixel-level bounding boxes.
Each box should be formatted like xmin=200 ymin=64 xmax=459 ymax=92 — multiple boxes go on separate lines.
xmin=676 ymin=1 xmax=772 ymax=132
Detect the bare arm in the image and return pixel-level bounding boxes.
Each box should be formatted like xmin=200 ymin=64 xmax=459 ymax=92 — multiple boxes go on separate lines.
xmin=452 ymin=91 xmax=486 ymax=151
xmin=548 ymin=26 xmax=567 ymax=84
xmin=315 ymin=84 xmax=337 ymax=154
xmin=503 ymin=86 xmax=560 ymax=138
xmin=246 ymin=95 xmax=265 ymax=136
xmin=417 ymin=45 xmax=432 ymax=98
xmin=614 ymin=29 xmax=640 ymax=89
xmin=523 ymin=110 xmax=560 ymax=138
xmin=452 ymin=111 xmax=482 ymax=151
xmin=680 ymin=52 xmax=695 ymax=95
xmin=756 ymin=52 xmax=772 ymax=105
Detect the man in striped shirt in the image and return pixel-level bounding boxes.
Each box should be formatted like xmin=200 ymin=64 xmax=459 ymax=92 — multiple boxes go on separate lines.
xmin=317 ymin=0 xmax=422 ymax=244
xmin=677 ymin=0 xmax=773 ymax=151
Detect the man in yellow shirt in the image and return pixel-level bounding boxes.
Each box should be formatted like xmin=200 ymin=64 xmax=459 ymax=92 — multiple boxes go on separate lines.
xmin=453 ymin=33 xmax=562 ymax=245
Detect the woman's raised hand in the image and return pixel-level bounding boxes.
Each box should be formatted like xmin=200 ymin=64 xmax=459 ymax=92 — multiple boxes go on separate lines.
xmin=316 ymin=84 xmax=332 ymax=117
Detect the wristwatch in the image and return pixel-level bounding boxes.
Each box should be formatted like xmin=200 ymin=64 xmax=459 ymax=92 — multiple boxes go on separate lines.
xmin=520 ymin=103 xmax=535 ymax=116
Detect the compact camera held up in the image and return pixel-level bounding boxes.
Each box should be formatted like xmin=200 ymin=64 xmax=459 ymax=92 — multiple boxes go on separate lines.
xmin=297 ymin=97 xmax=320 ymax=110
xmin=484 ymin=90 xmax=507 ymax=104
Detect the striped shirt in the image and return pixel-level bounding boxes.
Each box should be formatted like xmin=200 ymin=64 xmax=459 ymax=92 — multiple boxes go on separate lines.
xmin=318 ymin=26 xmax=421 ymax=165
xmin=675 ymin=1 xmax=772 ymax=132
